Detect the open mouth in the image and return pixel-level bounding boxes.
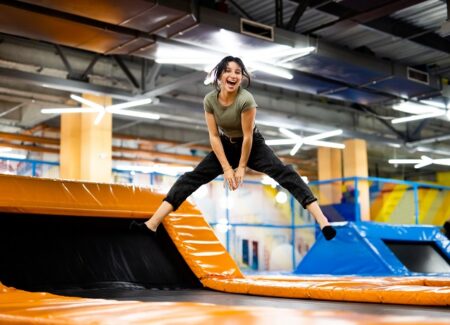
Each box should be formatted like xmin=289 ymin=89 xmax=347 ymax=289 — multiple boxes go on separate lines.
xmin=226 ymin=80 xmax=237 ymax=87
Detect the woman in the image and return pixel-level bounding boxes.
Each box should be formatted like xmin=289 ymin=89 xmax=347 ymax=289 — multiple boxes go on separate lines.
xmin=135 ymin=56 xmax=336 ymax=240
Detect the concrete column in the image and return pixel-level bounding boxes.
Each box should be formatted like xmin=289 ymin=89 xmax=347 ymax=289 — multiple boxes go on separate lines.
xmin=60 ymin=94 xmax=112 ymax=182
xmin=317 ymin=147 xmax=342 ymax=204
xmin=343 ymin=139 xmax=370 ymax=221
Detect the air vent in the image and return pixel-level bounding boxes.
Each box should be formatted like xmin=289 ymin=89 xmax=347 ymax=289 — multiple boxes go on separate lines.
xmin=407 ymin=67 xmax=429 ymax=85
xmin=240 ymin=18 xmax=274 ymax=41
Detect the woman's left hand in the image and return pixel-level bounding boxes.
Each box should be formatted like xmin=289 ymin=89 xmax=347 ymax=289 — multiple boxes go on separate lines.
xmin=234 ymin=166 xmax=246 ymax=188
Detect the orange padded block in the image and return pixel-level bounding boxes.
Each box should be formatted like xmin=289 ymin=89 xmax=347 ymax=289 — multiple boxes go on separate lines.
xmin=0 ymin=174 xmax=242 ymax=280
xmin=202 ymin=276 xmax=450 ymax=306
xmin=247 ymin=275 xmax=426 ymax=285
xmin=163 ymin=214 xmax=244 ymax=279
xmin=0 ymin=174 xmax=199 ymax=218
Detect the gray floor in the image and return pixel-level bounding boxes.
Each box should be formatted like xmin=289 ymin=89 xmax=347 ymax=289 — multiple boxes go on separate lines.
xmin=53 ymin=288 xmax=450 ymax=318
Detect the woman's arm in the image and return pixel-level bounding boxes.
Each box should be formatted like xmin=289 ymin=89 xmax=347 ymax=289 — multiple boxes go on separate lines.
xmin=235 ymin=108 xmax=256 ymax=186
xmin=205 ymin=111 xmax=237 ymax=190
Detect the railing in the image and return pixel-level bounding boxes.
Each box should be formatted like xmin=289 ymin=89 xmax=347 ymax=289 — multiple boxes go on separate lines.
xmin=0 ymin=157 xmax=59 ymax=177
xmin=309 ymin=176 xmax=450 ymax=225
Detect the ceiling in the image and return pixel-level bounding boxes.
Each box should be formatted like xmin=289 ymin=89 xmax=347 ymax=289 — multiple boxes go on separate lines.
xmin=0 ymin=0 xmax=449 ymax=180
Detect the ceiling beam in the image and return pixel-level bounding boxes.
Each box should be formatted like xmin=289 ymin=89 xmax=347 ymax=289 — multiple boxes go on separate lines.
xmin=0 ymin=66 xmax=135 ymax=100
xmin=113 ymin=56 xmax=140 ymax=90
xmin=0 ymin=0 xmax=152 ymax=39
xmin=285 ymin=0 xmax=310 ymax=31
xmin=0 ymin=141 xmax=58 ymax=154
xmin=406 ymin=132 xmax=450 ymax=146
xmin=0 ymin=102 xmax=27 ymax=118
xmin=226 ymin=0 xmax=254 ymax=20
xmin=139 ymin=71 xmax=206 ymax=98
xmin=275 ymin=0 xmax=284 ymax=27
xmin=0 ymin=130 xmax=59 ymax=145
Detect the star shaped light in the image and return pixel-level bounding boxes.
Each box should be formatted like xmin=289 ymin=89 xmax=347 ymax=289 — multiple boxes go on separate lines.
xmin=41 ymin=94 xmax=160 ymax=125
xmin=389 ymin=156 xmax=450 ymax=169
xmin=266 ymin=128 xmax=345 ymax=156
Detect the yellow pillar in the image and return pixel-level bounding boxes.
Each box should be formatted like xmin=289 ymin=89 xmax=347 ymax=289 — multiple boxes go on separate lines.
xmin=343 ymin=139 xmax=370 ymax=221
xmin=437 ymin=172 xmax=450 ymax=186
xmin=317 ymin=147 xmax=342 ymax=204
xmin=60 ymin=94 xmax=112 ymax=182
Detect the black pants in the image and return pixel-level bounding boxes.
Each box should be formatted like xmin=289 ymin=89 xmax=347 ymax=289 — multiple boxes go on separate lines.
xmin=164 ymin=129 xmax=317 ymax=210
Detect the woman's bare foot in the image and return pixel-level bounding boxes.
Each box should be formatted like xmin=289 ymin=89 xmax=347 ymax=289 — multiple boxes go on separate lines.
xmin=143 ymin=201 xmax=174 ymax=232
xmin=144 ymin=220 xmax=158 ymax=232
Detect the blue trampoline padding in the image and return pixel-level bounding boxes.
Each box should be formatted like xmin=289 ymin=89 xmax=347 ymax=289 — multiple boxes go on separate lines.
xmin=295 ymin=222 xmax=450 ymax=276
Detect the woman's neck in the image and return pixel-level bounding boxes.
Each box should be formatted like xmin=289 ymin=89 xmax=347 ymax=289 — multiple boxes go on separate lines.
xmin=218 ymin=88 xmax=238 ymax=104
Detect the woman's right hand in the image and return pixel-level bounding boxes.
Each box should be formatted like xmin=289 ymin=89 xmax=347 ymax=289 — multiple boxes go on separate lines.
xmin=223 ymin=168 xmax=237 ymax=191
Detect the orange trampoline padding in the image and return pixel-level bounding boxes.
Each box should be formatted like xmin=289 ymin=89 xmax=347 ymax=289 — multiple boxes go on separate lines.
xmin=0 ymin=174 xmax=200 ymax=217
xmin=163 ymin=214 xmax=244 ymax=279
xmin=0 ymin=174 xmax=242 ymax=280
xmin=201 ymin=276 xmax=450 ymax=306
xmin=2 ymin=283 xmax=450 ymax=325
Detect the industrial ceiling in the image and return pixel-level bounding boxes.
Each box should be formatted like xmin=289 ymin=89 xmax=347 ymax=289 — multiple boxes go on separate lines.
xmin=0 ymin=0 xmax=449 ymax=180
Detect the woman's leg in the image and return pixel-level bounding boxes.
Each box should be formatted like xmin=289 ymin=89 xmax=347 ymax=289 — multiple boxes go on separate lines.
xmin=145 ymin=201 xmax=174 ymax=231
xmin=305 ymin=201 xmax=336 ymax=239
xmin=145 ymin=151 xmax=223 ymax=231
xmin=247 ymin=133 xmax=335 ymax=239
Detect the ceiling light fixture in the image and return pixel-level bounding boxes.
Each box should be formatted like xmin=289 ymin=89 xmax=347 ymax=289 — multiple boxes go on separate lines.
xmin=266 ymin=128 xmax=344 ymax=156
xmin=155 ymin=32 xmax=314 ymax=81
xmin=392 ymin=102 xmax=443 ymax=115
xmin=391 ymin=101 xmax=448 ymax=124
xmin=157 ymin=55 xmax=294 ymax=80
xmin=41 ymin=95 xmax=159 ymax=125
xmin=391 ymin=111 xmax=445 ymax=124
xmin=388 ymin=156 xmax=450 ymax=169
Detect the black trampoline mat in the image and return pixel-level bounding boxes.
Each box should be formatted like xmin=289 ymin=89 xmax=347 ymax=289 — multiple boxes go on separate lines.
xmin=50 ymin=287 xmax=450 ymax=318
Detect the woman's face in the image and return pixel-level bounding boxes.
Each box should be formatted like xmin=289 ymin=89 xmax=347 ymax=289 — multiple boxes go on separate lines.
xmin=219 ymin=61 xmax=243 ymax=93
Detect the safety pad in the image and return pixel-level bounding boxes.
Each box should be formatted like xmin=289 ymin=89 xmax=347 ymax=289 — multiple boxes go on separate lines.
xmin=1 ymin=282 xmax=450 ymax=325
xmin=163 ymin=214 xmax=244 ymax=279
xmin=0 ymin=174 xmax=242 ymax=281
xmin=0 ymin=174 xmax=200 ymax=217
xmin=295 ymin=222 xmax=450 ymax=276
xmin=202 ymin=276 xmax=450 ymax=306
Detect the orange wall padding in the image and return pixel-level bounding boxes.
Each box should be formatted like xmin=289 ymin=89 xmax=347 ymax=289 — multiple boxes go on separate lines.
xmin=2 ymin=282 xmax=450 ymax=325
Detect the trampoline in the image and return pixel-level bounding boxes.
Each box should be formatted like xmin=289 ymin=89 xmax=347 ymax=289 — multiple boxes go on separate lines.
xmin=0 ymin=174 xmax=449 ymax=324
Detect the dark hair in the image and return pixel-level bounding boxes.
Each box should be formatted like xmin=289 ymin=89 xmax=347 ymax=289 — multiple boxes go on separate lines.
xmin=211 ymin=56 xmax=251 ymax=91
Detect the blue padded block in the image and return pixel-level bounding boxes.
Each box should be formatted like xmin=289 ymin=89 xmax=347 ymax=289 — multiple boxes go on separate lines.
xmin=295 ymin=222 xmax=450 ymax=276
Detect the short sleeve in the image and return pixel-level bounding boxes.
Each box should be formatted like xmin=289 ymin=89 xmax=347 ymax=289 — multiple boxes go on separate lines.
xmin=204 ymin=96 xmax=213 ymax=113
xmin=241 ymin=90 xmax=257 ymax=112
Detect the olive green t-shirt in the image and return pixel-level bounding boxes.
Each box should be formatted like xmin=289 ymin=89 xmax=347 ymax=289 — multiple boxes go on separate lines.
xmin=203 ymin=88 xmax=257 ymax=137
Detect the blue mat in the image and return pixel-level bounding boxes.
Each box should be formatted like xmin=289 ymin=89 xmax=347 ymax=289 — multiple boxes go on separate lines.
xmin=295 ymin=222 xmax=450 ymax=276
